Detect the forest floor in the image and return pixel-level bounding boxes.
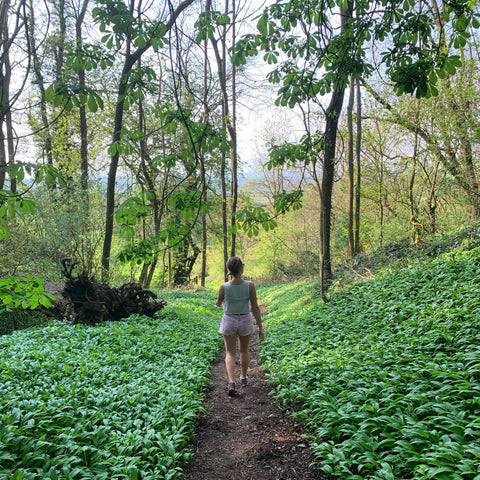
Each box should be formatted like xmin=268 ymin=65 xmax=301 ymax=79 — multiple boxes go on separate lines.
xmin=181 ymin=308 xmax=329 ymax=480
xmin=42 ymin=280 xmax=329 ymax=479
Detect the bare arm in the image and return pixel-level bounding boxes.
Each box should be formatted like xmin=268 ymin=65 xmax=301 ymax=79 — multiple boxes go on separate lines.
xmin=249 ymin=282 xmax=264 ymax=341
xmin=215 ymin=284 xmax=225 ymax=307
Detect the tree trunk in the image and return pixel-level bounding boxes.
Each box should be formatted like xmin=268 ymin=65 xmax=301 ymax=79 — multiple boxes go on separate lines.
xmin=0 ymin=127 xmax=6 ymax=190
xmin=75 ymin=0 xmax=89 ymax=195
xmin=205 ymin=0 xmax=237 ymax=264
xmin=100 ymin=0 xmax=198 ymax=281
xmin=201 ymin=5 xmax=209 ymax=287
xmin=320 ymin=87 xmax=345 ymax=294
xmin=229 ymin=0 xmax=238 ymax=258
xmin=168 ymin=248 xmax=172 ymax=288
xmin=221 ymin=141 xmax=228 ymax=279
xmin=139 ymin=262 xmax=149 ymax=287
xmin=354 ymin=77 xmax=361 ymax=255
xmin=377 ymin=123 xmax=385 ymax=248
xmin=172 ymin=235 xmax=200 ymax=285
xmin=409 ymin=120 xmax=421 ymax=244
xmin=347 ymin=75 xmax=355 ymax=257
xmin=145 ymin=258 xmax=158 ymax=288
xmin=5 ymin=85 xmax=16 ymax=193
xmin=201 ymin=170 xmax=207 ymax=287
xmin=427 ymin=157 xmax=440 ymax=234
xmin=1 ymin=0 xmax=26 ymax=192
xmin=101 ymin=78 xmax=127 ymax=280
xmin=319 ymin=2 xmax=353 ymax=299
xmin=54 ymin=0 xmax=66 ymax=81
xmin=0 ymin=0 xmax=7 ymax=189
xmin=0 ymin=0 xmax=14 ymax=191
xmin=28 ymin=0 xmax=54 ymax=185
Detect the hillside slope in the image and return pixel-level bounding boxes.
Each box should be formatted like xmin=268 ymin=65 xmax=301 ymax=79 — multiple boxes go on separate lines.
xmin=259 ymin=239 xmax=480 ymax=480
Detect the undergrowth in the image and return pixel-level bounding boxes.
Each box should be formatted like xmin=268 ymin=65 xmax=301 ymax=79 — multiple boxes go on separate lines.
xmin=0 ymin=309 xmax=51 ymax=336
xmin=259 ymin=244 xmax=480 ymax=480
xmin=0 ymin=290 xmax=222 ymax=480
xmin=334 ymin=223 xmax=480 ymax=286
xmin=2 ymin=226 xmax=480 ymax=480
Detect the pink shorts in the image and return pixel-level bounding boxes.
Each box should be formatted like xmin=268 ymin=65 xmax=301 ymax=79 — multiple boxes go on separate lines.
xmin=219 ymin=313 xmax=254 ymax=336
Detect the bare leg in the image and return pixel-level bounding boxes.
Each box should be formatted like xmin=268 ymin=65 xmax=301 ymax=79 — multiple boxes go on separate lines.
xmin=238 ymin=334 xmax=251 ymax=379
xmin=223 ymin=334 xmax=237 ymax=383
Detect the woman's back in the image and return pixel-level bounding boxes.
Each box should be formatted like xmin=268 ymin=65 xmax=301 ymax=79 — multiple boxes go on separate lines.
xmin=223 ymin=281 xmax=250 ymax=315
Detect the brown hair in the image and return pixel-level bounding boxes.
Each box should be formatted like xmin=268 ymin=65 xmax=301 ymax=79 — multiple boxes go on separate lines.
xmin=226 ymin=256 xmax=244 ymax=277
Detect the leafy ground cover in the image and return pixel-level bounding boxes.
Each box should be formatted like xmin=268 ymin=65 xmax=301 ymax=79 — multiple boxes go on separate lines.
xmin=260 ymin=246 xmax=480 ymax=480
xmin=334 ymin=223 xmax=480 ymax=286
xmin=0 ymin=291 xmax=222 ymax=480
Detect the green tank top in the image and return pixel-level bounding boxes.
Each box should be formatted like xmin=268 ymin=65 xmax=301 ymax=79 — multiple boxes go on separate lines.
xmin=223 ymin=281 xmax=250 ymax=314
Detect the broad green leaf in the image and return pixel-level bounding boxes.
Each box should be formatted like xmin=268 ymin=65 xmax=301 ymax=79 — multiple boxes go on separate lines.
xmin=257 ymin=12 xmax=268 ymax=35
xmin=87 ymin=95 xmax=98 ymax=112
xmin=108 ymin=143 xmax=118 ymax=155
xmin=216 ymin=14 xmax=230 ymax=25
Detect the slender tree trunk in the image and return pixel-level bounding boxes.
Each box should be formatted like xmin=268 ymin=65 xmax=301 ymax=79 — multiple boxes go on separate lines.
xmin=0 ymin=0 xmax=7 ymax=187
xmin=221 ymin=133 xmax=228 ymax=279
xmin=200 ymin=166 xmax=207 ymax=286
xmin=205 ymin=0 xmax=236 ymax=268
xmin=200 ymin=1 xmax=209 ymax=287
xmin=101 ymin=77 xmax=128 ymax=280
xmin=2 ymin=0 xmax=29 ymax=193
xmin=427 ymin=158 xmax=439 ymax=234
xmin=54 ymin=0 xmax=66 ymax=80
xmin=5 ymin=90 xmax=15 ymax=192
xmin=200 ymin=155 xmax=208 ymax=287
xmin=51 ymin=0 xmax=66 ymax=190
xmin=145 ymin=258 xmax=158 ymax=287
xmin=347 ymin=75 xmax=355 ymax=257
xmin=377 ymin=122 xmax=385 ymax=247
xmin=354 ymin=77 xmax=361 ymax=254
xmin=168 ymin=248 xmax=172 ymax=287
xmin=75 ymin=0 xmax=89 ymax=194
xmin=28 ymin=0 xmax=54 ymax=186
xmin=320 ymin=87 xmax=345 ymax=296
xmin=229 ymin=0 xmax=238 ymax=258
xmin=139 ymin=263 xmax=149 ymax=286
xmin=0 ymin=0 xmax=8 ymax=188
xmin=409 ymin=121 xmax=421 ymax=244
xmin=0 ymin=0 xmax=13 ymax=191
xmin=0 ymin=125 xmax=6 ymax=190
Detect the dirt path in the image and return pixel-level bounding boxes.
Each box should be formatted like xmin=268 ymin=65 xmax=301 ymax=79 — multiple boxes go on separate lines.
xmin=181 ymin=329 xmax=329 ymax=480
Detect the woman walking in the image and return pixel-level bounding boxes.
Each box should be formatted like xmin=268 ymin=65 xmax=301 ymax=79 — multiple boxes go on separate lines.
xmin=216 ymin=256 xmax=264 ymax=396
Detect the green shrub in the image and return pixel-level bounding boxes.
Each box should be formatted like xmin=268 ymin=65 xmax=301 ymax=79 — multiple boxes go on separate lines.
xmin=0 ymin=309 xmax=51 ymax=336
